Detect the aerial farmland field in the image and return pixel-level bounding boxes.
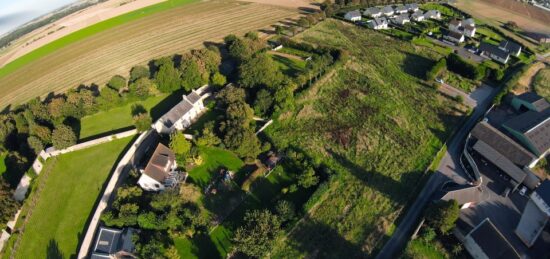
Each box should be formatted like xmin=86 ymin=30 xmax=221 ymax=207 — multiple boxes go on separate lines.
xmin=0 ymin=0 xmax=303 ymax=109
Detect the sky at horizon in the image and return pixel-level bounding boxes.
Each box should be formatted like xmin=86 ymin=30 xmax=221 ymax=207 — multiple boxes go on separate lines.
xmin=0 ymin=0 xmax=78 ymax=36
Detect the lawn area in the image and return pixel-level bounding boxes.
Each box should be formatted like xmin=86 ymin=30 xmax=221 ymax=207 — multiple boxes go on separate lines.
xmin=0 ymin=0 xmax=198 ymax=79
xmin=533 ymin=67 xmax=550 ymax=100
xmin=7 ymin=136 xmax=133 ymax=259
xmin=270 ymin=53 xmax=307 ymax=77
xmin=442 ymin=70 xmax=479 ymax=92
xmin=0 ymin=152 xmax=6 ymax=176
xmin=187 ymin=146 xmax=245 ymax=188
xmin=476 ymin=26 xmax=503 ymax=41
xmin=404 ymin=239 xmax=448 ymax=259
xmin=78 ymin=93 xmax=177 ymax=139
xmin=412 ymin=37 xmax=453 ymax=56
xmin=266 ymin=19 xmax=465 ymax=257
xmin=278 ymin=47 xmax=314 ymax=58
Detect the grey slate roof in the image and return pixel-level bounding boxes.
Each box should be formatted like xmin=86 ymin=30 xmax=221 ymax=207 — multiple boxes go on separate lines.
xmin=504 ymin=109 xmax=550 ymax=155
xmin=424 ymin=10 xmax=440 ymax=18
xmin=499 ymin=40 xmax=522 ymax=54
xmin=91 ymin=227 xmax=135 ymax=259
xmin=536 ymin=180 xmax=550 ymax=206
xmin=446 ymin=30 xmax=464 ymax=40
xmin=382 ymin=6 xmax=394 ymax=14
xmin=479 ymin=42 xmax=510 ymax=60
xmin=160 ymin=98 xmax=194 ymax=127
xmin=406 ymin=3 xmax=419 ymax=10
xmin=471 ymin=121 xmax=536 ymax=167
xmin=144 ymin=143 xmax=176 ymax=183
xmin=394 ymin=5 xmax=408 ymax=12
xmin=346 ymin=10 xmax=362 ymax=17
xmin=467 ymin=219 xmax=521 ymax=259
xmin=474 ymin=140 xmax=526 ymax=184
xmin=515 ymin=92 xmax=550 ymax=112
xmin=364 ymin=7 xmax=381 ymax=16
xmin=187 ymin=91 xmax=201 ymax=104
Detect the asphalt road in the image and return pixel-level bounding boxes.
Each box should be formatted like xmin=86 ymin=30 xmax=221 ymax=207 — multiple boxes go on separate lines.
xmin=375 ymin=86 xmax=500 ymax=259
xmin=428 ymin=37 xmax=486 ymax=63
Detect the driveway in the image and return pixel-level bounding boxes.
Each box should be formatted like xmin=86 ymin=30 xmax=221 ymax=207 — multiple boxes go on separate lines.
xmin=428 ymin=37 xmax=486 ymax=63
xmin=376 ymin=85 xmax=500 ymax=259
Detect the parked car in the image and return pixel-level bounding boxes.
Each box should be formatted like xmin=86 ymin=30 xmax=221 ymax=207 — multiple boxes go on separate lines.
xmin=435 ymin=78 xmax=444 ymax=84
xmin=519 ymin=186 xmax=527 ymax=196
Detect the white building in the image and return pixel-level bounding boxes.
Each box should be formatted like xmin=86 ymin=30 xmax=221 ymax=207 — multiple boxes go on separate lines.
xmin=516 ymin=180 xmax=550 ymax=247
xmin=463 ymin=18 xmax=475 ymax=27
xmin=499 ymin=40 xmax=522 ymax=56
xmin=382 ymin=6 xmax=394 ymax=16
xmin=449 ymin=19 xmax=462 ymax=33
xmin=405 ymin=3 xmax=419 ymax=12
xmin=424 ymin=10 xmax=441 ymax=20
xmin=153 ymin=87 xmax=208 ymax=134
xmin=444 ymin=31 xmax=465 ymax=44
xmin=464 ymin=25 xmax=476 ymax=37
xmin=479 ymin=42 xmax=510 ymax=64
xmin=91 ymin=227 xmax=135 ymax=259
xmin=137 ymin=143 xmax=182 ymax=191
xmin=394 ymin=5 xmax=408 ymax=14
xmin=411 ymin=11 xmax=424 ymax=22
xmin=364 ymin=7 xmax=382 ymax=18
xmin=368 ymin=17 xmax=389 ymax=30
xmin=344 ymin=10 xmax=362 ymax=22
xmin=392 ymin=14 xmax=410 ymax=25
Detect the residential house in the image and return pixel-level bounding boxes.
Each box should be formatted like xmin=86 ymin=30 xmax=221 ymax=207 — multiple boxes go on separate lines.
xmin=424 ymin=10 xmax=441 ymax=20
xmin=363 ymin=7 xmax=382 ymax=17
xmin=405 ymin=3 xmax=419 ymax=12
xmin=411 ymin=10 xmax=424 ymax=22
xmin=137 ymin=143 xmax=183 ymax=191
xmin=91 ymin=227 xmax=135 ymax=259
xmin=344 ymin=10 xmax=362 ymax=22
xmin=463 ymin=218 xmax=521 ymax=259
xmin=443 ymin=30 xmax=465 ymax=44
xmin=153 ymin=88 xmax=207 ymax=134
xmin=449 ymin=19 xmax=462 ymax=32
xmin=382 ymin=5 xmax=394 ymax=16
xmin=511 ymin=92 xmax=550 ymax=113
xmin=394 ymin=5 xmax=408 ymax=14
xmin=463 ymin=18 xmax=475 ymax=27
xmin=499 ymin=40 xmax=522 ymax=56
xmin=368 ymin=17 xmax=389 ymax=30
xmin=503 ymin=108 xmax=550 ymax=158
xmin=515 ymin=180 xmax=550 ymax=247
xmin=392 ymin=14 xmax=410 ymax=25
xmin=479 ymin=42 xmax=510 ymax=64
xmin=463 ymin=24 xmax=476 ymax=37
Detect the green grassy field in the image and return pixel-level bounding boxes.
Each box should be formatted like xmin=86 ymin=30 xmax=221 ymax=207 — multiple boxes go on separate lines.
xmin=265 ymin=20 xmax=465 ymax=256
xmin=270 ymin=53 xmax=307 ymax=77
xmin=78 ymin=94 xmax=175 ymax=139
xmin=9 ymin=136 xmax=133 ymax=259
xmin=0 ymin=152 xmax=6 ymax=176
xmin=0 ymin=0 xmax=197 ymax=79
xmin=187 ymin=146 xmax=245 ymax=188
xmin=404 ymin=239 xmax=448 ymax=259
xmin=533 ymin=67 xmax=550 ymax=100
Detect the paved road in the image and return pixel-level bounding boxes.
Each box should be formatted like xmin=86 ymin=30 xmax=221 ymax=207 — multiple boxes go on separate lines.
xmin=428 ymin=37 xmax=486 ymax=63
xmin=375 ymin=86 xmax=500 ymax=259
xmin=438 ymin=83 xmax=476 ymax=108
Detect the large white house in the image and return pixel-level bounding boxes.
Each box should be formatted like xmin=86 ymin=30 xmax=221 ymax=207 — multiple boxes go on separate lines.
xmin=444 ymin=31 xmax=465 ymax=44
xmin=463 ymin=24 xmax=476 ymax=37
xmin=368 ymin=17 xmax=389 ymax=30
xmin=137 ymin=143 xmax=182 ymax=191
xmin=153 ymin=87 xmax=208 ymax=134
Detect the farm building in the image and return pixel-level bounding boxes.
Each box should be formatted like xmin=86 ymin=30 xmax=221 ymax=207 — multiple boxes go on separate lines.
xmin=90 ymin=227 xmax=135 ymax=259
xmin=463 ymin=218 xmax=521 ymax=259
xmin=381 ymin=5 xmax=394 ymax=16
xmin=443 ymin=30 xmax=465 ymax=44
xmin=424 ymin=10 xmax=441 ymax=20
xmin=515 ymin=180 xmax=550 ymax=248
xmin=405 ymin=3 xmax=419 ymax=12
xmin=394 ymin=5 xmax=408 ymax=14
xmin=153 ymin=87 xmax=208 ymax=134
xmin=137 ymin=143 xmax=183 ymax=191
xmin=411 ymin=11 xmax=424 ymax=22
xmin=363 ymin=7 xmax=381 ymax=17
xmin=344 ymin=10 xmax=362 ymax=22
xmin=368 ymin=17 xmax=389 ymax=30
xmin=479 ymin=42 xmax=510 ymax=64
xmin=499 ymin=40 xmax=522 ymax=57
xmin=503 ymin=108 xmax=550 ymax=157
xmin=511 ymin=92 xmax=550 ymax=113
xmin=392 ymin=14 xmax=410 ymax=25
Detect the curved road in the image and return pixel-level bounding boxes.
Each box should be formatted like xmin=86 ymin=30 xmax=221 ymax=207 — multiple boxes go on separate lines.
xmin=375 ymin=85 xmax=500 ymax=259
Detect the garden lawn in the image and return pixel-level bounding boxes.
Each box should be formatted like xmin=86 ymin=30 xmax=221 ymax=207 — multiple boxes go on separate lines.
xmin=267 ymin=19 xmax=465 ymax=257
xmin=534 ymin=68 xmax=550 ymax=100
xmin=10 ymin=136 xmax=133 ymax=259
xmin=0 ymin=0 xmax=198 ymax=79
xmin=79 ymin=94 xmax=170 ymax=139
xmin=270 ymin=54 xmax=306 ymax=77
xmin=188 ymin=147 xmax=244 ymax=188
xmin=0 ymin=152 xmax=6 ymax=176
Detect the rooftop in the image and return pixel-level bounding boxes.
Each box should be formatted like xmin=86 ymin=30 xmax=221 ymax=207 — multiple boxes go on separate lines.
xmin=504 ymin=109 xmax=550 ymax=155
xmin=499 ymin=40 xmax=522 ymax=54
xmin=346 ymin=10 xmax=361 ymax=17
xmin=515 ymin=92 xmax=550 ymax=112
xmin=479 ymin=41 xmax=510 ymax=60
xmin=446 ymin=30 xmax=464 ymax=40
xmin=535 ymin=180 xmax=550 ymax=206
xmin=473 ymin=140 xmax=526 ymax=185
xmin=466 ymin=218 xmax=521 ymax=259
xmin=143 ymin=143 xmax=176 ymax=183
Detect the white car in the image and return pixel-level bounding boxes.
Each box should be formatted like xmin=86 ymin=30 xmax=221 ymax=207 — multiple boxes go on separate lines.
xmin=519 ymin=186 xmax=527 ymax=196
xmin=435 ymin=78 xmax=444 ymax=84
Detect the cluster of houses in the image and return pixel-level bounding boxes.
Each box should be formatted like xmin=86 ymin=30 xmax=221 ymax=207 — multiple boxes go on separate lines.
xmin=442 ymin=92 xmax=550 ymax=258
xmin=443 ymin=18 xmax=476 ymax=44
xmin=343 ymin=4 xmax=442 ymax=30
xmin=478 ymin=40 xmax=522 ymax=64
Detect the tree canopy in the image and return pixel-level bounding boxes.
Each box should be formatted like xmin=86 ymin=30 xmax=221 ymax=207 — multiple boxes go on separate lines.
xmin=51 ymin=125 xmax=77 ymax=149
xmin=233 ymin=209 xmax=282 ymax=258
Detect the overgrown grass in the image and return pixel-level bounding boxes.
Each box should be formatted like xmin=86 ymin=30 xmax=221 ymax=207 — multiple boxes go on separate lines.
xmin=533 ymin=67 xmax=550 ymax=100
xmin=9 ymin=136 xmax=133 ymax=259
xmin=442 ymin=70 xmax=478 ymax=92
xmin=266 ymin=20 xmax=465 ymax=256
xmin=404 ymin=239 xmax=448 ymax=259
xmin=78 ymin=94 xmax=173 ymax=139
xmin=0 ymin=0 xmax=198 ymax=79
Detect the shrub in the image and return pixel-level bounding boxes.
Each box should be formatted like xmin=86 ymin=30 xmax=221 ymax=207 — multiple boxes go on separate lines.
xmin=446 ymin=53 xmax=485 ymax=80
xmin=426 ymin=58 xmax=446 ymax=81
xmin=51 ymin=125 xmax=76 ymax=149
xmin=425 ymin=200 xmax=460 ymax=234
xmin=107 ymin=75 xmax=127 ymax=90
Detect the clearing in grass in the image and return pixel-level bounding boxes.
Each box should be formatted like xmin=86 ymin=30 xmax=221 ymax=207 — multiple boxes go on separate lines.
xmin=266 ymin=20 xmax=466 ymax=256
xmin=7 ymin=136 xmax=133 ymax=259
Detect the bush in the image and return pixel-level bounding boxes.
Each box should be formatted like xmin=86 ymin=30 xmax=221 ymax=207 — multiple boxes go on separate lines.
xmin=425 ymin=200 xmax=459 ymax=234
xmin=51 ymin=125 xmax=77 ymax=149
xmin=133 ymin=113 xmax=152 ymax=132
xmin=426 ymin=58 xmax=446 ymax=81
xmin=446 ymin=53 xmax=485 ymax=80
xmin=107 ymin=75 xmax=127 ymax=90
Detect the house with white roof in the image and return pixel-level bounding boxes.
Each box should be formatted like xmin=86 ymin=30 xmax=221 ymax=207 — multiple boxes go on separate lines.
xmin=344 ymin=10 xmax=362 ymax=22
xmin=368 ymin=17 xmax=389 ymax=30
xmin=406 ymin=3 xmax=419 ymax=12
xmin=153 ymin=87 xmax=208 ymax=134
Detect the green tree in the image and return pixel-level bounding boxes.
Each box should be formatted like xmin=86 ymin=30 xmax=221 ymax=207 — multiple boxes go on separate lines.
xmin=0 ymin=180 xmax=19 ymax=229
xmin=51 ymin=125 xmax=76 ymax=149
xmin=155 ymin=62 xmax=181 ymax=93
xmin=129 ymin=78 xmax=152 ymax=99
xmin=425 ymin=200 xmax=460 ymax=234
xmin=297 ymin=167 xmax=319 ymax=188
xmin=170 ymin=131 xmax=192 ymax=161
xmin=133 ymin=113 xmax=152 ymax=132
xmin=195 ymin=122 xmax=221 ymax=147
xmin=27 ymin=136 xmax=44 ymax=154
xmin=233 ymin=210 xmax=282 ymax=258
xmin=130 ymin=66 xmax=150 ymax=82
xmin=48 ymin=97 xmax=66 ymax=119
xmin=138 ymin=212 xmax=165 ymax=230
xmin=0 ymin=115 xmax=15 ymax=147
xmin=275 ymin=200 xmax=295 ymax=224
xmin=180 ymin=58 xmax=205 ymax=91
xmin=275 ymin=25 xmax=284 ymax=35
xmin=298 ymin=17 xmax=310 ymax=28
xmin=216 ymin=85 xmax=246 ymax=106
xmin=254 ymin=89 xmax=274 ymax=116
xmin=238 ymin=53 xmax=283 ymax=88
xmin=108 ymin=75 xmax=127 ymax=90
xmin=210 ymin=71 xmax=227 ymax=88
xmin=30 ymin=124 xmax=52 ymax=144
xmin=98 ymin=86 xmax=121 ymax=108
